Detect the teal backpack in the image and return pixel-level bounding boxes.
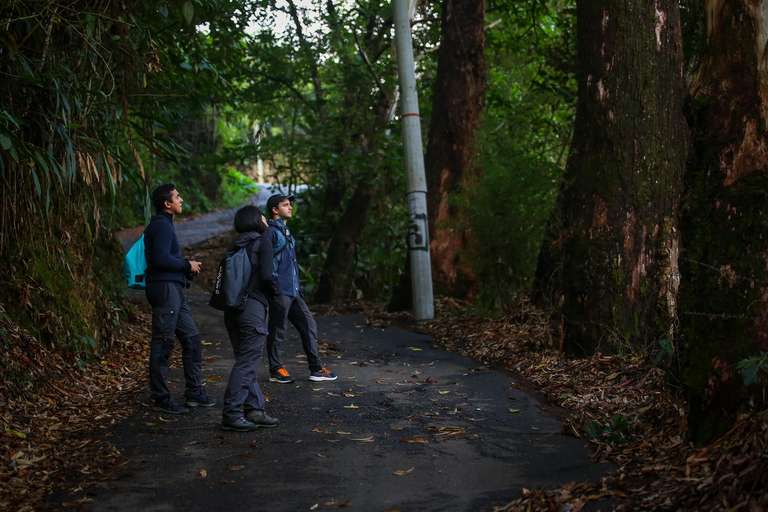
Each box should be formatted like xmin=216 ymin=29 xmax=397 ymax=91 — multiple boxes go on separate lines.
xmin=123 ymin=235 xmax=147 ymax=289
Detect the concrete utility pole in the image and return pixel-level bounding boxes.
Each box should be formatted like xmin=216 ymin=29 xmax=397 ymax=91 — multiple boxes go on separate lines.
xmin=392 ymin=0 xmax=434 ymax=320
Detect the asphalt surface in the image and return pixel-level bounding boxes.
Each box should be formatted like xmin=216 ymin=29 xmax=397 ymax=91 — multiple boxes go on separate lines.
xmin=63 ymin=287 xmax=612 ymax=512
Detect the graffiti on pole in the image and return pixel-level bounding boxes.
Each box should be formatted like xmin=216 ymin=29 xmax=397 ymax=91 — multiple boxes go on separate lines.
xmin=407 ymin=212 xmax=429 ymax=251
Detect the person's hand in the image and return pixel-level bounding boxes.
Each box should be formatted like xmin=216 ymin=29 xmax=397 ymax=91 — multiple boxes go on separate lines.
xmin=189 ymin=261 xmax=202 ymax=274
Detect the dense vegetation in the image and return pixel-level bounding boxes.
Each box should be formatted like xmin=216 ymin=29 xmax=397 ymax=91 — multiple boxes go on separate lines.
xmin=0 ymin=0 xmax=572 ymax=354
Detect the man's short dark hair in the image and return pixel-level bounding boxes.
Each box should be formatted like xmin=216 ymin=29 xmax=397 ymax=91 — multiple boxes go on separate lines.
xmin=151 ymin=183 xmax=177 ymax=213
xmin=234 ymin=206 xmax=266 ymax=234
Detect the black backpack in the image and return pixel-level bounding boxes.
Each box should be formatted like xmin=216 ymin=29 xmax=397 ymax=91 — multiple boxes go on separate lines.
xmin=209 ymin=243 xmax=253 ymax=311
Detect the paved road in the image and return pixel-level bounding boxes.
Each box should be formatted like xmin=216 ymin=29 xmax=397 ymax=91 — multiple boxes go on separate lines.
xmin=65 ymin=287 xmax=611 ymax=512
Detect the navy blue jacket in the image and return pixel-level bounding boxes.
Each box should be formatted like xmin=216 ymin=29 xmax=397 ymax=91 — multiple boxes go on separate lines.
xmin=268 ymin=218 xmax=301 ymax=297
xmin=144 ymin=211 xmax=190 ymax=287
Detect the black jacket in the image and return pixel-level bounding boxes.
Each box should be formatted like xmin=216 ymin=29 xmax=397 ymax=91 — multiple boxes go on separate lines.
xmin=144 ymin=211 xmax=190 ymax=287
xmin=231 ymin=232 xmax=278 ymax=306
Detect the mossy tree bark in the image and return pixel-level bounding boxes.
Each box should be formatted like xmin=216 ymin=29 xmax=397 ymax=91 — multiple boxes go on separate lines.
xmin=424 ymin=0 xmax=486 ymax=299
xmin=557 ymin=0 xmax=688 ymax=351
xmin=680 ymin=0 xmax=768 ymax=443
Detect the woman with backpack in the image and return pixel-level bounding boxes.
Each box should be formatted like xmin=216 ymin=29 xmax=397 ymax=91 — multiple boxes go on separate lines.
xmin=220 ymin=205 xmax=280 ymax=431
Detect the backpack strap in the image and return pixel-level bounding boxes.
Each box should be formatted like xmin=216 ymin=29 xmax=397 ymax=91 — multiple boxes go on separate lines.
xmin=268 ymin=220 xmax=291 ymax=272
xmin=244 ymin=236 xmax=260 ymax=295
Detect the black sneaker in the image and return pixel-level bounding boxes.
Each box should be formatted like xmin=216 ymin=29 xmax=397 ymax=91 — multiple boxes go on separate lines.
xmin=246 ymin=410 xmax=279 ymax=428
xmin=222 ymin=417 xmax=259 ymax=432
xmin=186 ymin=391 xmax=216 ymax=408
xmin=152 ymin=399 xmax=190 ymax=415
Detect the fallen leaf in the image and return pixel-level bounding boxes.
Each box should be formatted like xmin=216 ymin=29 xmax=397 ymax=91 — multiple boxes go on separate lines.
xmin=352 ymin=436 xmax=374 ymax=441
xmin=343 ymin=404 xmax=359 ymax=409
xmin=509 ymin=409 xmax=520 ymax=413
xmin=438 ymin=390 xmax=450 ymax=394
xmin=199 ymin=469 xmax=207 ymax=478
xmin=4 ymin=427 xmax=27 ymax=439
xmin=62 ymin=498 xmax=94 ymax=506
xmin=399 ymin=437 xmax=428 ymax=444
xmin=206 ymin=375 xmax=223 ymax=382
xmin=394 ymin=467 xmax=415 ymax=476
xmin=229 ymin=465 xmax=245 ymax=471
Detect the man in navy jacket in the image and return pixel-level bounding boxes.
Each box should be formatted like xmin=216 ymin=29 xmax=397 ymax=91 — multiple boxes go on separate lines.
xmin=265 ymin=193 xmax=337 ymax=384
xmin=144 ymin=184 xmax=216 ymax=414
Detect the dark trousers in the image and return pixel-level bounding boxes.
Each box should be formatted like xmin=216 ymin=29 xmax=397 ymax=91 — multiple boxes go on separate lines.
xmin=222 ymin=299 xmax=268 ymax=423
xmin=146 ymin=281 xmax=202 ymax=402
xmin=266 ymin=294 xmax=323 ymax=373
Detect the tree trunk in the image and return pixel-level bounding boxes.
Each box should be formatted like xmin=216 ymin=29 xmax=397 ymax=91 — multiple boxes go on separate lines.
xmin=314 ymin=178 xmax=375 ymax=303
xmin=314 ymin=98 xmax=393 ymax=303
xmin=424 ymin=0 xmax=486 ymax=299
xmin=680 ymin=0 xmax=768 ymax=443
xmin=556 ymin=0 xmax=687 ymax=351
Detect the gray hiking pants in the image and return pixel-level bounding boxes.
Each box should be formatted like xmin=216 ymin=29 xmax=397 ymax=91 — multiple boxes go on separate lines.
xmin=266 ymin=294 xmax=323 ymax=374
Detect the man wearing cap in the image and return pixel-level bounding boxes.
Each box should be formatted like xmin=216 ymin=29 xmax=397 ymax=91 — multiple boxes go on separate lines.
xmin=265 ymin=193 xmax=337 ymax=383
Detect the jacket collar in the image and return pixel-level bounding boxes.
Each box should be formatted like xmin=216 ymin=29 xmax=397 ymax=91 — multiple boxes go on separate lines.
xmin=233 ymin=231 xmax=261 ymax=247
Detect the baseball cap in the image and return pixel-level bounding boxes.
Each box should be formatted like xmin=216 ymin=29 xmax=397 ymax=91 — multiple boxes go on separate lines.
xmin=266 ymin=193 xmax=295 ymax=213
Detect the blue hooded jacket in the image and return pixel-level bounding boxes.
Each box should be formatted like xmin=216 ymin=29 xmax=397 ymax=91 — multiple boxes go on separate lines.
xmin=268 ymin=218 xmax=301 ymax=297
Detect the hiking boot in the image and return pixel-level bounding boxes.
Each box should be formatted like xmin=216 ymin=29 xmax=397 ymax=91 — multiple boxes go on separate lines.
xmin=222 ymin=417 xmax=259 ymax=432
xmin=310 ymin=365 xmax=337 ymax=382
xmin=269 ymin=366 xmax=296 ymax=384
xmin=245 ymin=410 xmax=279 ymax=428
xmin=152 ymin=399 xmax=190 ymax=415
xmin=186 ymin=391 xmax=217 ymax=408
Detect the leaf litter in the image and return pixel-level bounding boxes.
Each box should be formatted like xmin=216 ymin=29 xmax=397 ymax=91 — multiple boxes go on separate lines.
xmin=0 ymin=305 xmax=149 ymax=510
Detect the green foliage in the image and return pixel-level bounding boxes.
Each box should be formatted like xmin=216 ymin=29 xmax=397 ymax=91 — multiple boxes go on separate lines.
xmin=462 ymin=139 xmax=562 ymax=310
xmin=456 ymin=0 xmax=575 ymax=311
xmin=285 ymin=139 xmax=410 ymax=303
xmin=736 ymin=352 xmax=768 ymax=387
xmin=0 ymin=0 xmax=221 ymax=354
xmin=585 ymin=414 xmax=629 ymax=445
xmin=653 ymin=339 xmax=675 ymax=368
xmin=219 ymin=168 xmax=259 ymax=208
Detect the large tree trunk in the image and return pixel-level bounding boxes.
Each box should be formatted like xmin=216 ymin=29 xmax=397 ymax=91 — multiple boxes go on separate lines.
xmin=680 ymin=0 xmax=768 ymax=443
xmin=424 ymin=0 xmax=486 ymax=299
xmin=556 ymin=0 xmax=687 ymax=351
xmin=315 ymin=179 xmax=375 ymax=303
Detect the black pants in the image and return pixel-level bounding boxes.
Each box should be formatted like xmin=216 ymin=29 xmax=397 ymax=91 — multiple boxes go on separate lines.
xmin=146 ymin=282 xmax=202 ymax=402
